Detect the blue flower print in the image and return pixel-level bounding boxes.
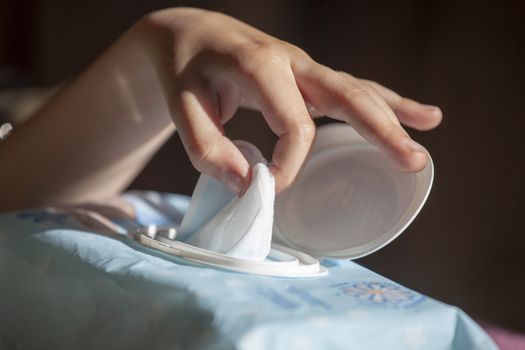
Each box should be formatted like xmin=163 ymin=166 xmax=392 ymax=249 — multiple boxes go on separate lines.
xmin=332 ymin=281 xmax=425 ymax=308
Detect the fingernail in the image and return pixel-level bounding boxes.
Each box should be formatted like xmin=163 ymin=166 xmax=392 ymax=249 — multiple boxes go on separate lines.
xmin=222 ymin=170 xmax=244 ymax=195
xmin=404 ymin=138 xmax=427 ymax=154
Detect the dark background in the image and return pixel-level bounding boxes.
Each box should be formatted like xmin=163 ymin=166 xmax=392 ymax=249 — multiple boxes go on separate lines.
xmin=1 ymin=0 xmax=523 ymax=332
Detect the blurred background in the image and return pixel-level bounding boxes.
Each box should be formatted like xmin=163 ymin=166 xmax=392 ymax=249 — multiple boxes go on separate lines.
xmin=1 ymin=0 xmax=523 ymax=333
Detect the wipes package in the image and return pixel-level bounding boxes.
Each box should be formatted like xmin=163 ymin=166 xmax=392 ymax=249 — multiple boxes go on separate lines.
xmin=0 ymin=193 xmax=498 ymax=349
xmin=179 ymin=141 xmax=275 ymax=261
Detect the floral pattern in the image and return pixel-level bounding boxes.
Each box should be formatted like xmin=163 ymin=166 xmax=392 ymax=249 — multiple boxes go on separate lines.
xmin=332 ymin=281 xmax=425 ymax=308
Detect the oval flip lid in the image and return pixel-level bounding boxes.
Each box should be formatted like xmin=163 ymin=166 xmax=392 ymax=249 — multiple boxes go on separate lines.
xmin=273 ymin=123 xmax=434 ymax=259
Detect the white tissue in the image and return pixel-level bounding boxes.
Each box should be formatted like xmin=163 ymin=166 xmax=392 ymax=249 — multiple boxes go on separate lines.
xmin=178 ymin=142 xmax=275 ymax=261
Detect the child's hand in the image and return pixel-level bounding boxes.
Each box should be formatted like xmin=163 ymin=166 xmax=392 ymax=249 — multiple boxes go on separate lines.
xmin=0 ymin=7 xmax=442 ymax=211
xmin=145 ymin=8 xmax=442 ymax=194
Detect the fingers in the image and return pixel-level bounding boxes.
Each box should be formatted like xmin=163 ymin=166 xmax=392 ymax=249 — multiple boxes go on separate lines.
xmin=173 ymin=86 xmax=251 ymax=195
xmin=359 ymin=79 xmax=442 ymax=130
xmin=174 ymin=38 xmax=440 ymax=195
xmin=247 ymin=60 xmax=315 ymax=192
xmin=295 ymin=63 xmax=428 ymax=172
xmin=174 ymin=48 xmax=315 ymax=194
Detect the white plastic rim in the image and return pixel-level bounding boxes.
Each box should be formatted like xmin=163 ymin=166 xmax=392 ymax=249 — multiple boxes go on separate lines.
xmin=137 ymin=232 xmax=327 ymax=277
xmin=273 ymin=123 xmax=434 ymax=260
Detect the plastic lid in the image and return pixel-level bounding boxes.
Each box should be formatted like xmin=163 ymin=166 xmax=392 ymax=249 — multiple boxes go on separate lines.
xmin=134 ymin=227 xmax=327 ymax=277
xmin=273 ymin=123 xmax=434 ymax=259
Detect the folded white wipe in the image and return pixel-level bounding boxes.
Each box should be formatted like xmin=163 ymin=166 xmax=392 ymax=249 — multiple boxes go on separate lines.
xmin=178 ymin=141 xmax=275 ymax=261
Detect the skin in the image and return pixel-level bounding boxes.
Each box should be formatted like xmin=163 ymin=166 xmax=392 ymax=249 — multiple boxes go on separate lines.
xmin=0 ymin=8 xmax=441 ymax=212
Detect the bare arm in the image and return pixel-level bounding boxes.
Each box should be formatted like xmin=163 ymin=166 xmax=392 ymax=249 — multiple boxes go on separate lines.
xmin=0 ymin=8 xmax=441 ymax=212
xmin=0 ymin=17 xmax=177 ymax=211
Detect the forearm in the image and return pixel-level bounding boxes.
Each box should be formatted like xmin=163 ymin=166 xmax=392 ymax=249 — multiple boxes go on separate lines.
xmin=0 ymin=17 xmax=178 ymax=211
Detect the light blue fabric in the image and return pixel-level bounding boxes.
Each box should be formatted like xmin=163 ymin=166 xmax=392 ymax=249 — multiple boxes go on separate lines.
xmin=0 ymin=192 xmax=497 ymax=350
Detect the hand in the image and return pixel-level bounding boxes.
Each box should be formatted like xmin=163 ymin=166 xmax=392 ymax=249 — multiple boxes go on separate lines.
xmin=142 ymin=8 xmax=442 ymax=194
xmin=0 ymin=7 xmax=442 ymax=212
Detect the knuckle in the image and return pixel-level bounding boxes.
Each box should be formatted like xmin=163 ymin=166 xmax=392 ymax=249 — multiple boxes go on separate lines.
xmin=186 ymin=139 xmax=215 ymax=170
xmin=235 ymin=43 xmax=288 ymax=78
xmin=376 ymin=122 xmax=404 ymax=141
xmin=353 ymin=108 xmax=399 ymax=140
xmin=336 ymin=71 xmax=359 ymax=82
xmin=292 ymin=118 xmax=316 ymax=141
xmin=337 ymin=84 xmax=370 ymax=105
xmin=360 ymin=78 xmax=377 ymax=87
xmin=360 ymin=82 xmax=379 ymax=95
xmin=283 ymin=42 xmax=311 ymax=60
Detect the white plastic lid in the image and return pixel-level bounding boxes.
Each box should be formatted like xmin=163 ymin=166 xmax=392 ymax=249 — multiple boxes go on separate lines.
xmin=273 ymin=123 xmax=434 ymax=259
xmin=135 ymin=227 xmax=327 ymax=277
